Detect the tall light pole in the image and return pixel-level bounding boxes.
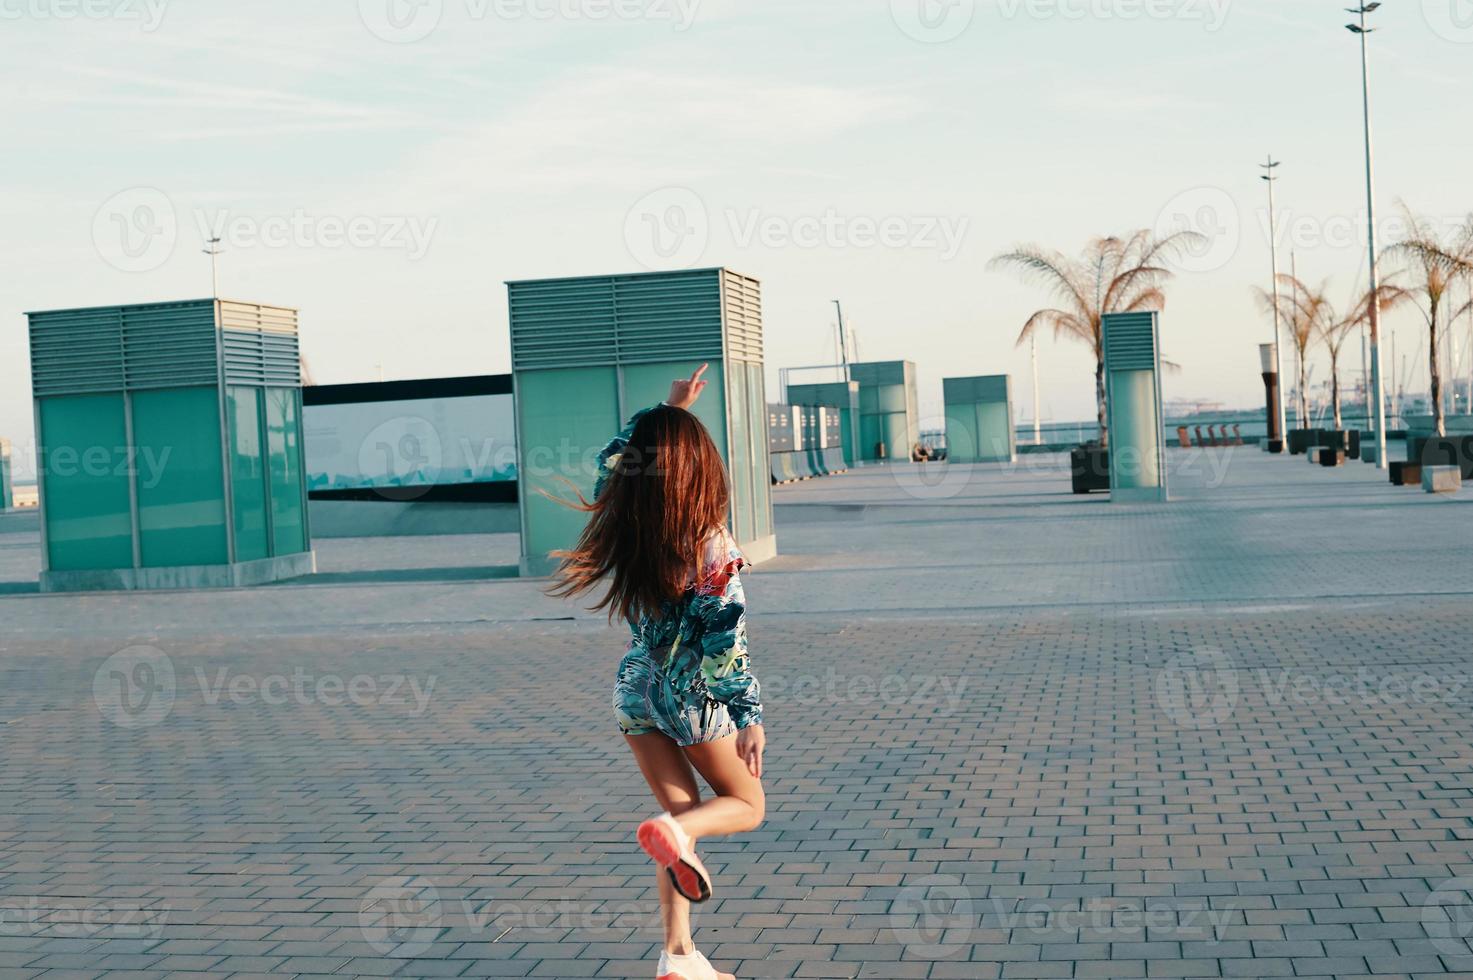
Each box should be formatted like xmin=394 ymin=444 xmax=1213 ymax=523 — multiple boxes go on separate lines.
xmin=1347 ymin=2 xmax=1387 ymax=469
xmin=203 ymin=237 xmax=224 ymax=298
xmin=1260 ymin=156 xmax=1288 ymax=446
xmin=832 ymin=300 xmax=851 ymax=382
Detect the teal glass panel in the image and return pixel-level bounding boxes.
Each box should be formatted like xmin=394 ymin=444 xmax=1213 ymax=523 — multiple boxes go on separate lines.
xmin=878 ymin=383 xmax=908 ymax=413
xmin=39 ymin=394 xmax=133 ymax=571
xmin=227 ymin=386 xmax=269 ymax=562
xmin=517 ymin=366 xmax=620 ymax=562
xmin=619 ymin=361 xmax=728 ymax=457
xmin=132 ymin=386 xmax=228 ymax=568
xmin=884 ymin=413 xmax=912 ymax=458
xmin=747 ymin=363 xmax=772 ymax=540
xmin=727 ymin=361 xmax=753 ymax=544
xmin=976 ymin=401 xmax=1013 ymax=463
xmin=858 ymin=385 xmax=879 ymax=413
xmin=860 ymin=414 xmax=883 ymax=460
xmin=945 ymin=401 xmax=980 ymax=463
xmin=265 ymin=387 xmax=308 ymax=555
xmin=1111 ymin=370 xmax=1162 ymax=490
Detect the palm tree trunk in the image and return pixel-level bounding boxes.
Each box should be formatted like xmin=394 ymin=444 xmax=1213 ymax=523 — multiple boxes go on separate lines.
xmin=1095 ymin=356 xmax=1108 ymax=446
xmin=1331 ymin=353 xmax=1343 ymax=430
xmin=1298 ymin=348 xmax=1310 ymax=429
xmin=1431 ymin=308 xmax=1446 ymax=437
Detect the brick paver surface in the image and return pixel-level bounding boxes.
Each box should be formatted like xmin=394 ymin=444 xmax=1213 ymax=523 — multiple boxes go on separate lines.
xmin=2 ymin=448 xmax=1473 ymax=978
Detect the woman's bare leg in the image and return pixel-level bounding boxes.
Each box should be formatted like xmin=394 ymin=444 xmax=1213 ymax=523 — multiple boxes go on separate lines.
xmin=625 ymin=733 xmax=700 ymax=955
xmin=676 ymin=735 xmax=765 ymax=840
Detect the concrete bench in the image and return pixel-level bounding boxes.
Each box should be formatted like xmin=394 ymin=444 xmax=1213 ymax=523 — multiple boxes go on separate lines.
xmin=1423 ymin=465 xmax=1462 ymax=494
xmin=1318 ymin=448 xmax=1345 ymax=467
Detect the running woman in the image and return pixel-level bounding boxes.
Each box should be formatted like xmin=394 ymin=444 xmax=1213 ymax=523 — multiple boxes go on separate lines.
xmin=550 ymin=365 xmax=766 ymax=980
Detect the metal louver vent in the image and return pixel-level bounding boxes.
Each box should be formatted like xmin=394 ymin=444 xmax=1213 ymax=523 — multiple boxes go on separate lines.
xmin=721 ymin=270 xmax=763 ymax=364
xmin=28 ymin=299 xmax=302 ymax=396
xmin=945 ymin=375 xmax=1010 ymax=404
xmin=1102 ymin=312 xmax=1159 ymax=372
xmin=508 ymin=269 xmax=744 ymax=371
xmin=28 ymin=300 xmax=217 ymax=396
xmin=220 ymin=301 xmax=301 ymax=386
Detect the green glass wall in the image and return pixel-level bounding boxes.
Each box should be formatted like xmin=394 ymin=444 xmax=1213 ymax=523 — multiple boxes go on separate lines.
xmin=39 ymin=394 xmax=133 ymax=571
xmin=265 ymin=387 xmax=308 ymax=556
xmin=1110 ymin=370 xmax=1162 ymax=490
xmin=227 ymin=386 xmax=270 ymax=562
xmin=746 ymin=363 xmax=772 ymax=540
xmin=517 ymin=366 xmax=620 ymax=562
xmin=132 ymin=386 xmax=229 ymax=567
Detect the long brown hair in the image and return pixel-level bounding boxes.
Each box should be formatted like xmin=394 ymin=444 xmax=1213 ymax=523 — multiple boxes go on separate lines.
xmin=548 ymin=405 xmax=730 ymax=622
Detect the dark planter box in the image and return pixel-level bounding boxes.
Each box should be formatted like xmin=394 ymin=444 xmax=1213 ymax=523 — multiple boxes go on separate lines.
xmin=1318 ymin=448 xmax=1346 ymax=467
xmin=1070 ymin=444 xmax=1110 ymax=494
xmin=1347 ymin=430 xmax=1362 ymax=459
xmin=1390 ymin=461 xmax=1423 ymax=487
xmin=1412 ymin=435 xmax=1473 ymax=480
xmin=1266 ymin=438 xmax=1285 ymax=454
xmin=1320 ymin=430 xmax=1348 ymax=453
xmin=1287 ymin=429 xmax=1319 ymax=455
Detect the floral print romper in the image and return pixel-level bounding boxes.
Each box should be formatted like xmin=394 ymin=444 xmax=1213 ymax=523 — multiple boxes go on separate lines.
xmin=601 ymin=408 xmax=764 ymax=746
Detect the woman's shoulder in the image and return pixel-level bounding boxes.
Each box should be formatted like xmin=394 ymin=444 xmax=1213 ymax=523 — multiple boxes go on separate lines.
xmin=695 ymin=525 xmax=746 ymax=596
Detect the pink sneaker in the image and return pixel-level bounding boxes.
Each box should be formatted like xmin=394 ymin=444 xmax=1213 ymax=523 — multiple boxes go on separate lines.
xmin=656 ymin=948 xmax=735 ymax=980
xmin=637 ymin=813 xmax=713 ymax=903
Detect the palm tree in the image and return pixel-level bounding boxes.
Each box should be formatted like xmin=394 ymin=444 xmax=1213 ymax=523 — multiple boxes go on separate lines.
xmin=1318 ymin=285 xmax=1404 ymax=430
xmin=1381 ymin=207 xmax=1473 ymax=437
xmin=1255 ymin=274 xmax=1326 ymax=429
xmin=990 ymin=230 xmax=1203 ymax=445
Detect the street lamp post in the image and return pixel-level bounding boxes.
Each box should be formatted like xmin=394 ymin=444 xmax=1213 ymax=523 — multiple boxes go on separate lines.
xmin=1347 ymin=2 xmax=1387 ymax=469
xmin=1260 ymin=157 xmax=1287 ymax=451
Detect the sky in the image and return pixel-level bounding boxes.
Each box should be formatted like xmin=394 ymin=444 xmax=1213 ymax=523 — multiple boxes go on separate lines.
xmin=3 ymin=0 xmax=1472 ymax=480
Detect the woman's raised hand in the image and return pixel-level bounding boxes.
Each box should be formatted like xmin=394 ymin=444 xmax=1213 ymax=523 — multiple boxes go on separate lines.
xmin=667 ymin=364 xmax=709 ymax=411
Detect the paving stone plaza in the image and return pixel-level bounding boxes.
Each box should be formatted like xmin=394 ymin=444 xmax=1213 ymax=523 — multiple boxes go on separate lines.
xmin=2 ymin=447 xmax=1473 ymax=979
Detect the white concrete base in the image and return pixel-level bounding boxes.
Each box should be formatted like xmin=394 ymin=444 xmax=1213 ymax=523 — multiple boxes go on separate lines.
xmin=40 ymin=551 xmax=317 ymax=593
xmin=1110 ymin=486 xmax=1169 ymax=503
xmin=1423 ymin=465 xmax=1462 ymax=494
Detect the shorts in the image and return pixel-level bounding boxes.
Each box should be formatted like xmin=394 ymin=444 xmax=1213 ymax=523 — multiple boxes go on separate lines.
xmin=613 ymin=646 xmax=736 ymax=747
